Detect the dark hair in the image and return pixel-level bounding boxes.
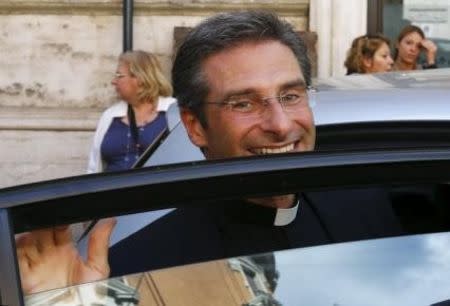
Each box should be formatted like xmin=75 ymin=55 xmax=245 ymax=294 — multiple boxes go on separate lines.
xmin=344 ymin=34 xmax=391 ymax=75
xmin=172 ymin=10 xmax=311 ymax=126
xmin=394 ymin=25 xmax=425 ymax=60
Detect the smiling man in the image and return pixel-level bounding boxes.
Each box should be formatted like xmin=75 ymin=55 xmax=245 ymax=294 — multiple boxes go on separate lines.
xmin=182 ymin=40 xmax=315 ymax=161
xmin=174 ymin=11 xmax=315 ymax=210
xmin=18 ymin=11 xmax=402 ymax=293
xmin=107 ymin=11 xmax=326 ymax=277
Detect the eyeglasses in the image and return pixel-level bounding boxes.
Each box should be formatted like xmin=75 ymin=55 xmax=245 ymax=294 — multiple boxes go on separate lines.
xmin=113 ymin=72 xmax=130 ymax=79
xmin=205 ymin=86 xmax=317 ymax=117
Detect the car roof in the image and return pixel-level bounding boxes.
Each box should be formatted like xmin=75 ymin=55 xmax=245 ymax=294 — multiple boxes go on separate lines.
xmin=317 ymin=68 xmax=450 ymax=90
xmin=314 ymin=68 xmax=450 ymax=125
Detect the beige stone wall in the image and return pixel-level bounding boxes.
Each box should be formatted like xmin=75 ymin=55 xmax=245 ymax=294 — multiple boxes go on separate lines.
xmin=0 ymin=14 xmax=120 ymax=109
xmin=0 ymin=0 xmax=309 ymax=189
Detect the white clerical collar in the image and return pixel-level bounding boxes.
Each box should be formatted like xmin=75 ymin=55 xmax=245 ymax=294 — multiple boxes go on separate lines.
xmin=274 ymin=199 xmax=300 ymax=226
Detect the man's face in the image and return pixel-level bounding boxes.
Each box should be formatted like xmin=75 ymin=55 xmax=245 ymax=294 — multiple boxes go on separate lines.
xmin=182 ymin=40 xmax=316 ymax=161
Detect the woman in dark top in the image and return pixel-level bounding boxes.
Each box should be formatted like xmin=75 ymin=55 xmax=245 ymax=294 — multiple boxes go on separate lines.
xmin=87 ymin=50 xmax=176 ymax=173
xmin=393 ymin=25 xmax=438 ymax=71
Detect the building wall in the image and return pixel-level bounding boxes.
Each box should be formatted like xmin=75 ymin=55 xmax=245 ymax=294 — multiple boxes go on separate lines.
xmin=125 ymin=258 xmax=273 ymax=305
xmin=0 ymin=1 xmax=372 ymax=188
xmin=0 ymin=0 xmax=309 ymax=188
xmin=25 ymin=257 xmax=275 ymax=306
xmin=127 ymin=260 xmax=252 ymax=305
xmin=310 ymin=0 xmax=368 ymax=77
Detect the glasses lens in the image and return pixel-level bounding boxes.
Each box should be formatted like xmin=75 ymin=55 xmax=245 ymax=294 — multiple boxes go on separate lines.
xmin=214 ymin=86 xmax=317 ymax=117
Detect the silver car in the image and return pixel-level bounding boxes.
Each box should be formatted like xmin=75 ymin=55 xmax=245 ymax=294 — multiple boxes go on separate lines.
xmin=1 ymin=68 xmax=450 ymax=306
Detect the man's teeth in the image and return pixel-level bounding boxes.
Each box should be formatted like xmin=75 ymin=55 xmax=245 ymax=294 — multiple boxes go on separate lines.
xmin=256 ymin=143 xmax=295 ymax=154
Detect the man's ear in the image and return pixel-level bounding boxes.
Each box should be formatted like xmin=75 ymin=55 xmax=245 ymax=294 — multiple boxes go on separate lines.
xmin=180 ymin=108 xmax=208 ymax=149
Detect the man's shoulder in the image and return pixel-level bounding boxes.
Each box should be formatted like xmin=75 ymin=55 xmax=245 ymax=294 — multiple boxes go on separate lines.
xmin=304 ymin=187 xmax=389 ymax=205
xmin=303 ymin=187 xmax=403 ymax=240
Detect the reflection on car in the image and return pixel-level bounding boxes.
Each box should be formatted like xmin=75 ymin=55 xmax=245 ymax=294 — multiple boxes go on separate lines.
xmin=25 ymin=231 xmax=450 ymax=306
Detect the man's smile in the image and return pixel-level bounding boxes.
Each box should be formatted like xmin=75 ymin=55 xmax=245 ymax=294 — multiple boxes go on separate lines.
xmin=251 ymin=142 xmax=296 ymax=155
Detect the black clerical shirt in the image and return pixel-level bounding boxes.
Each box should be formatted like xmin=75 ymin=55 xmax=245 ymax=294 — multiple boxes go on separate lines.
xmin=109 ymin=188 xmax=402 ymax=278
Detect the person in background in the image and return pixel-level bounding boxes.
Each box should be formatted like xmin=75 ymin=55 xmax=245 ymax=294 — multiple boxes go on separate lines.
xmin=344 ymin=34 xmax=394 ymax=75
xmin=393 ymin=25 xmax=438 ymax=71
xmin=87 ymin=50 xmax=176 ymax=173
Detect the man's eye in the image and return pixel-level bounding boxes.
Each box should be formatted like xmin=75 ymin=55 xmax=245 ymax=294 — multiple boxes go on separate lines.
xmin=281 ymin=94 xmax=300 ymax=104
xmin=230 ymin=100 xmax=254 ymax=112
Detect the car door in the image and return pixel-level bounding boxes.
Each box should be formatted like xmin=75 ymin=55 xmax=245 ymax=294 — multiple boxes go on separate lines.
xmin=2 ymin=147 xmax=450 ymax=306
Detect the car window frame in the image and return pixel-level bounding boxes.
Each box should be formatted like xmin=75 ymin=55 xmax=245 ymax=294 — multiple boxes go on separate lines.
xmin=2 ymin=146 xmax=450 ymax=306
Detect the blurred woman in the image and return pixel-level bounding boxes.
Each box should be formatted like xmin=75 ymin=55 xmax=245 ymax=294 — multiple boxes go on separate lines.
xmin=345 ymin=34 xmax=394 ymax=75
xmin=393 ymin=25 xmax=438 ymax=71
xmin=87 ymin=50 xmax=176 ymax=173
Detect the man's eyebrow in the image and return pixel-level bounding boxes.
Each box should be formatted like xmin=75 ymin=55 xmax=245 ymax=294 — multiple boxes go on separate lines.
xmin=221 ymin=79 xmax=307 ymax=101
xmin=280 ymin=79 xmax=307 ymax=90
xmin=221 ymin=89 xmax=256 ymax=101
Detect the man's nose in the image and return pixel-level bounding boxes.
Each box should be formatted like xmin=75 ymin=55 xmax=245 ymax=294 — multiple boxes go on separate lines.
xmin=260 ymin=100 xmax=292 ymax=137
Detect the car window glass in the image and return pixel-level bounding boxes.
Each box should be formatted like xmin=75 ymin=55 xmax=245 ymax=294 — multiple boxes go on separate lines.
xmin=17 ymin=181 xmax=450 ymax=301
xmin=25 ymin=231 xmax=450 ymax=306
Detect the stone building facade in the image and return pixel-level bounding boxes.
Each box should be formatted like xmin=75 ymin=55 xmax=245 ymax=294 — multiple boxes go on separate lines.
xmin=25 ymin=256 xmax=279 ymax=306
xmin=0 ymin=0 xmax=368 ymax=188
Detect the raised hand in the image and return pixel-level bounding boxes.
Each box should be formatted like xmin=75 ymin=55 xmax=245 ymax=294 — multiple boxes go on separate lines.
xmin=420 ymin=39 xmax=438 ymax=64
xmin=16 ymin=218 xmax=116 ymax=295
